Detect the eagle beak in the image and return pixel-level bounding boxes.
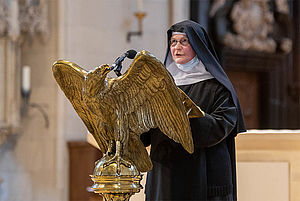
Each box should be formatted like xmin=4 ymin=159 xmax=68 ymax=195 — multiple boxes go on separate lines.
xmin=105 ymin=66 xmax=112 ymax=73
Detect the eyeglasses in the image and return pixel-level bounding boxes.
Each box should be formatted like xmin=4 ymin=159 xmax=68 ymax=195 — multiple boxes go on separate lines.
xmin=169 ymin=38 xmax=190 ymax=47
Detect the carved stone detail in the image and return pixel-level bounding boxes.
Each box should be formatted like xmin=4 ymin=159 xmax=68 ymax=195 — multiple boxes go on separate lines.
xmin=275 ymin=0 xmax=289 ymax=14
xmin=210 ymin=0 xmax=292 ymax=54
xmin=0 ymin=0 xmax=49 ymax=42
xmin=223 ymin=0 xmax=277 ymax=53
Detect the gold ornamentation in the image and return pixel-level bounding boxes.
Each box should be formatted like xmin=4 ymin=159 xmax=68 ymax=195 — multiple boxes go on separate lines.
xmin=91 ymin=153 xmax=142 ymax=200
xmin=53 ymin=50 xmax=204 ymax=200
xmin=53 ymin=50 xmax=203 ymax=174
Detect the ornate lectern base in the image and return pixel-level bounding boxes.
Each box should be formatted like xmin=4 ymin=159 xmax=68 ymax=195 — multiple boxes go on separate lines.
xmin=100 ymin=193 xmax=134 ymax=201
xmin=90 ymin=155 xmax=143 ymax=201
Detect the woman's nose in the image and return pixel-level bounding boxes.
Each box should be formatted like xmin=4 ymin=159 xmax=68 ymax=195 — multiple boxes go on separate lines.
xmin=174 ymin=42 xmax=183 ymax=49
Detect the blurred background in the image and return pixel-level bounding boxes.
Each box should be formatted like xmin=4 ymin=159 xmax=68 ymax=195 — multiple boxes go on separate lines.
xmin=0 ymin=0 xmax=299 ymax=201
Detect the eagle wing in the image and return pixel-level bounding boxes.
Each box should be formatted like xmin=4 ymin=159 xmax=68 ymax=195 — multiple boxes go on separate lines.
xmin=52 ymin=60 xmax=108 ymax=153
xmin=178 ymin=88 xmax=205 ymax=118
xmin=103 ymin=50 xmax=200 ymax=171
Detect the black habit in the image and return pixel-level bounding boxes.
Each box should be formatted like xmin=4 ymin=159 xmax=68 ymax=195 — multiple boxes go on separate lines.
xmin=141 ymin=20 xmax=246 ymax=201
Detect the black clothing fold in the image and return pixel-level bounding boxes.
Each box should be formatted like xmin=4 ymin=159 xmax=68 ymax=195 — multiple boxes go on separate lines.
xmin=142 ymin=79 xmax=238 ymax=201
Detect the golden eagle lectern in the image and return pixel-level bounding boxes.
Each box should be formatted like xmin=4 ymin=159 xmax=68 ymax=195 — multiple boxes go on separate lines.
xmin=52 ymin=50 xmax=203 ymax=200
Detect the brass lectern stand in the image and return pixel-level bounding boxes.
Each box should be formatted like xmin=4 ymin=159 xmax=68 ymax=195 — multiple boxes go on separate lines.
xmin=53 ymin=51 xmax=202 ymax=201
xmin=91 ymin=156 xmax=142 ymax=200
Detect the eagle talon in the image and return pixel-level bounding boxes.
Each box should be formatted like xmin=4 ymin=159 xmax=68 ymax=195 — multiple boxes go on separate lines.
xmin=101 ymin=155 xmax=132 ymax=175
xmin=102 ymin=141 xmax=133 ymax=175
xmin=106 ymin=140 xmax=116 ymax=156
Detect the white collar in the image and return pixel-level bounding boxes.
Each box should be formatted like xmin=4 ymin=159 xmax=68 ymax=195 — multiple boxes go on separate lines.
xmin=175 ymin=56 xmax=199 ymax=72
xmin=167 ymin=56 xmax=214 ymax=86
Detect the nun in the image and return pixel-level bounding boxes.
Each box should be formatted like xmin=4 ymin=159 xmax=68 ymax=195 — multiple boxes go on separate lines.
xmin=141 ymin=20 xmax=246 ymax=201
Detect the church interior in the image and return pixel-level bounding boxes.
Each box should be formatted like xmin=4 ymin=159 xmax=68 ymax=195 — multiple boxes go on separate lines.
xmin=0 ymin=0 xmax=299 ymax=200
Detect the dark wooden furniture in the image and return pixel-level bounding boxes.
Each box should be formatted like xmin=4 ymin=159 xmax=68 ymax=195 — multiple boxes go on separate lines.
xmin=68 ymin=141 xmax=103 ymax=201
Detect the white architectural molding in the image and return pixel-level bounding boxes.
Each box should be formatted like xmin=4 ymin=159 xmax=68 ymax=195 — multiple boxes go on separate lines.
xmin=0 ymin=39 xmax=21 ymax=146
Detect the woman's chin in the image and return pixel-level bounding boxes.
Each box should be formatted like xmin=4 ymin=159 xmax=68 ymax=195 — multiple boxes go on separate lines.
xmin=174 ymin=59 xmax=188 ymax=64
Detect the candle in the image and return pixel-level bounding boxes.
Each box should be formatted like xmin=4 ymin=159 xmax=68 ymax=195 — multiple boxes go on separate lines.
xmin=22 ymin=65 xmax=31 ymax=93
xmin=137 ymin=0 xmax=143 ymax=12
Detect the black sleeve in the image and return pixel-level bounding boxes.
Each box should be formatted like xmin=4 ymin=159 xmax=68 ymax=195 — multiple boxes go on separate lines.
xmin=191 ymin=85 xmax=237 ymax=148
xmin=140 ymin=128 xmax=156 ymax=147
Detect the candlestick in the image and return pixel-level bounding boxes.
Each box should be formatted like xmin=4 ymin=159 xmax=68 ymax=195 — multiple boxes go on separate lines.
xmin=126 ymin=11 xmax=147 ymax=42
xmin=22 ymin=65 xmax=31 ymax=93
xmin=137 ymin=0 xmax=143 ymax=12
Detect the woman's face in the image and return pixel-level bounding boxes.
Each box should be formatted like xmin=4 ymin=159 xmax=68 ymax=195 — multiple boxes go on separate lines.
xmin=170 ymin=34 xmax=196 ymax=64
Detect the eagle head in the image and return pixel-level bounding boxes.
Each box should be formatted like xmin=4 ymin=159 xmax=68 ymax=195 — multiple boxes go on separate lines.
xmin=84 ymin=64 xmax=111 ymax=96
